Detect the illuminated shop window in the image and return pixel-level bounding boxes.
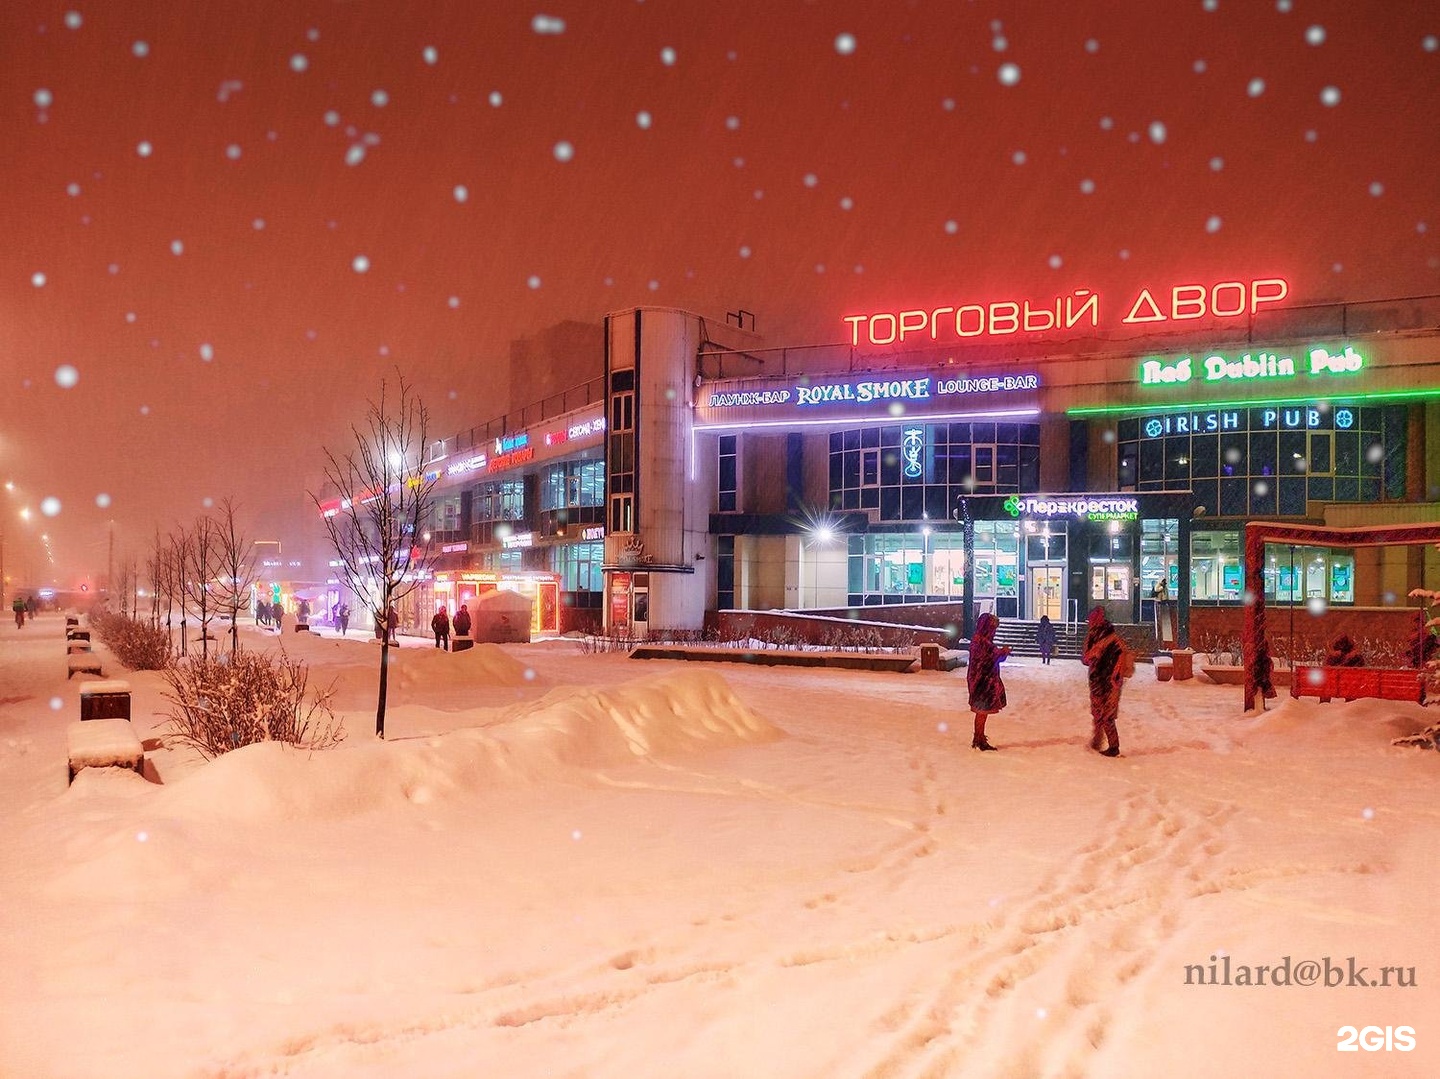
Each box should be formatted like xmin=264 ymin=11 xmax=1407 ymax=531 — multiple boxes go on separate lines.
xmin=551 ymin=541 xmax=604 ymax=592
xmin=1116 ymin=405 xmax=1399 ymax=517
xmin=829 ymin=423 xmax=1039 ymax=521
xmin=1262 ymin=543 xmax=1355 ymax=606
xmin=717 ymin=435 xmax=738 ymax=512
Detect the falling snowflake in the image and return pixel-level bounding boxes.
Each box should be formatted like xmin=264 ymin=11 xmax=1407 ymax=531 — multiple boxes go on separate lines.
xmin=371 ymin=89 xmax=389 ymax=107
xmin=1119 ymin=249 xmax=1130 ymax=260
xmin=137 ymin=140 xmax=153 ymax=157
xmin=725 ymin=116 xmax=740 ymax=131
xmin=553 ymin=141 xmax=574 ymax=162
xmin=225 ymin=144 xmax=242 ymax=159
xmin=1080 ymin=179 xmax=1095 ymax=194
xmin=1247 ymin=78 xmax=1265 ymax=97
xmin=993 ymin=35 xmax=1008 ymax=52
xmin=1085 ymin=38 xmax=1100 ymax=53
xmin=532 ymin=14 xmax=565 ymax=34
xmin=170 ymin=239 xmax=184 ymax=256
xmin=423 ymin=45 xmax=438 ymax=64
xmin=1209 ymin=156 xmax=1224 ymax=171
xmin=739 ymin=245 xmax=752 ymax=258
xmin=352 ymin=254 xmax=370 ymax=273
xmin=252 ymin=218 xmax=265 ymax=230
xmin=31 ymin=272 xmax=46 ymax=287
xmin=55 ymin=364 xmax=79 ymax=388
xmin=1206 ymin=215 xmax=1222 ymax=233
xmin=64 ymin=11 xmax=82 ymax=29
xmin=839 ymin=196 xmax=854 ymax=210
xmin=997 ymin=62 xmax=1021 ymax=86
xmin=447 ymin=296 xmax=460 ymax=308
xmin=489 ymin=91 xmax=503 ymax=107
xmin=1148 ymin=120 xmax=1167 ymax=144
xmin=1012 ymin=150 xmax=1027 ymax=165
xmin=199 ymin=343 xmax=214 ymax=362
xmin=660 ymin=46 xmax=677 ymax=66
xmin=1305 ymin=25 xmax=1326 ymax=46
xmin=34 ymin=88 xmax=53 ymax=108
xmin=290 ymin=54 xmax=309 ymax=72
xmin=96 ymin=493 xmax=111 ymax=508
xmin=346 ymin=145 xmax=366 ymax=166
xmin=66 ymin=182 xmax=80 ymax=196
xmin=636 ymin=111 xmax=652 ymax=129
xmin=132 ymin=41 xmax=150 ymax=57
xmin=944 ymin=220 xmax=958 ymax=234
xmin=324 ymin=110 xmax=340 ymax=126
xmin=1368 ymin=181 xmax=1384 ymax=196
xmin=527 ymin=275 xmax=542 ymax=289
xmin=1099 ymin=116 xmax=1113 ymax=130
xmin=1193 ymin=59 xmax=1207 ymax=73
xmin=803 ymin=173 xmax=818 ymax=187
xmin=1425 ymin=35 xmax=1439 ymax=52
xmin=453 ymin=184 xmax=469 ymax=203
xmin=1320 ymin=86 xmax=1341 ymax=106
xmin=41 ymin=497 xmax=60 ymax=517
xmin=835 ymin=33 xmax=856 ymax=55
xmin=1048 ymin=254 xmax=1063 ymax=269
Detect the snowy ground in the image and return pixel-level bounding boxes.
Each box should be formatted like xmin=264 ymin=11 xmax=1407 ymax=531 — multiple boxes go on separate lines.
xmin=1 ymin=613 xmax=1436 ymax=1078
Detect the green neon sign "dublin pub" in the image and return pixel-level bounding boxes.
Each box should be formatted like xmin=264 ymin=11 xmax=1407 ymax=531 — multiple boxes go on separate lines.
xmin=1139 ymin=344 xmax=1364 ymax=386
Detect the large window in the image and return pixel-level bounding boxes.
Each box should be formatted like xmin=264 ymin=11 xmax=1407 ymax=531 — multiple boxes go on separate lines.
xmin=473 ymin=480 xmax=524 ymax=523
xmin=829 ymin=422 xmax=1040 ymax=521
xmin=552 ymin=541 xmax=603 ymax=592
xmin=717 ymin=435 xmax=738 ymax=512
xmin=1189 ymin=529 xmax=1356 ymax=605
xmin=845 ymin=522 xmax=1019 ymax=607
xmin=540 ymin=460 xmax=604 ymax=510
xmin=1116 ymin=405 xmax=1402 ymax=517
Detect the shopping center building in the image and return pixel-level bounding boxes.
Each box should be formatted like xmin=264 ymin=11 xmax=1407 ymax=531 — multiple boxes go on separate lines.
xmin=402 ymin=278 xmax=1440 ymax=645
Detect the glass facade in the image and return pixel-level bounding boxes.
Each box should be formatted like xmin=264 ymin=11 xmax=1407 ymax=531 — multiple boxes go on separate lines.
xmin=828 ymin=422 xmax=1041 ymax=520
xmin=1116 ymin=405 xmax=1405 ymax=517
xmin=846 ymin=522 xmax=1021 ymax=609
xmin=551 ymin=541 xmax=604 ymax=592
xmin=1189 ymin=529 xmax=1356 ymax=605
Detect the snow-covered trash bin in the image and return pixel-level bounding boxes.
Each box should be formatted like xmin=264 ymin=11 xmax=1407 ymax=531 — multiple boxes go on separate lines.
xmin=80 ymin=680 xmax=132 ymax=722
xmin=1154 ymin=655 xmax=1174 ymax=682
xmin=452 ymin=635 xmax=474 ymax=652
xmin=66 ymin=719 xmax=143 ymax=783
xmin=66 ymin=654 xmax=103 ymax=679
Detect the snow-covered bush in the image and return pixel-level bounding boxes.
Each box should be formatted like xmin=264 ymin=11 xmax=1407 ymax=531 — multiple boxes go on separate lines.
xmin=160 ymin=650 xmax=342 ymax=760
xmin=89 ymin=610 xmax=173 ymax=670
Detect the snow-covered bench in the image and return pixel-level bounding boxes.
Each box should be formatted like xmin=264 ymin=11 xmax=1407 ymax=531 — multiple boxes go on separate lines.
xmin=80 ymin=679 xmax=132 ymax=721
xmin=67 ymin=654 xmax=103 ymax=678
xmin=1291 ymin=665 xmax=1423 ymax=704
xmin=66 ymin=719 xmax=144 ymax=783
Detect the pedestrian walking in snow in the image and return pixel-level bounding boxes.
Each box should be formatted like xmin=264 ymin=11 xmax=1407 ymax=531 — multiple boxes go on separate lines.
xmin=432 ymin=606 xmax=451 ymax=650
xmin=385 ymin=604 xmax=399 ymax=645
xmin=967 ymin=612 xmax=1011 ymax=751
xmin=11 ymin=596 xmax=25 ymax=628
xmin=272 ymin=604 xmax=284 ymax=634
xmin=1081 ymin=607 xmax=1132 ymax=757
xmin=338 ymin=603 xmax=351 ymax=635
xmin=1036 ymin=614 xmax=1057 ymax=665
xmin=452 ymin=603 xmax=471 ymax=638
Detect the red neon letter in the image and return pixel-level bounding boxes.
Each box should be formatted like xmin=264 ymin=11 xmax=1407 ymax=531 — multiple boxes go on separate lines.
xmin=842 ymin=314 xmax=866 ymax=346
xmin=1210 ymin=281 xmax=1246 ymax=317
xmin=1172 ymin=284 xmax=1207 ymax=320
xmin=1250 ymin=278 xmax=1289 ymax=312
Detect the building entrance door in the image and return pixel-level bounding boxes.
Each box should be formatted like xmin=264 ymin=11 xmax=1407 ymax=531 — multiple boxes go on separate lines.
xmin=1028 ymin=565 xmax=1065 ymax=621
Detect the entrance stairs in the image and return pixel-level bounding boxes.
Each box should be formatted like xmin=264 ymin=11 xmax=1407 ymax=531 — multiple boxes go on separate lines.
xmin=988 ymin=618 xmax=1088 ymax=660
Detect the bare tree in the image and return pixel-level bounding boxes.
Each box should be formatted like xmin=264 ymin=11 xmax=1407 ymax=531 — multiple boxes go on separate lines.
xmin=211 ymin=497 xmax=260 ymax=654
xmin=180 ymin=516 xmax=221 ymax=660
xmin=311 ymin=374 xmax=437 ymax=738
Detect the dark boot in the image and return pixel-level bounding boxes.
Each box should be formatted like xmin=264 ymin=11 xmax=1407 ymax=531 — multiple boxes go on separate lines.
xmin=972 ymin=737 xmax=998 ymax=751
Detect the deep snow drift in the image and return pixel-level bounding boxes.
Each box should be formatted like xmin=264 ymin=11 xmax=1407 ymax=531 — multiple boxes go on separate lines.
xmin=1 ymin=616 xmax=1436 ymax=1078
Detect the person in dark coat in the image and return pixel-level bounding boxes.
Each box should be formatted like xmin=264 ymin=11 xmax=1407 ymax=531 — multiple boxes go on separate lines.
xmin=1081 ymin=607 xmax=1130 ymax=756
xmin=431 ymin=606 xmax=451 ymax=650
xmin=1324 ymin=633 xmax=1365 ymax=667
xmin=272 ymin=603 xmax=284 ymax=634
xmin=385 ymin=604 xmax=399 ymax=645
xmin=966 ymin=612 xmax=1011 ymax=751
xmin=452 ymin=603 xmax=471 ymax=638
xmin=1036 ymin=614 xmax=1057 ymax=665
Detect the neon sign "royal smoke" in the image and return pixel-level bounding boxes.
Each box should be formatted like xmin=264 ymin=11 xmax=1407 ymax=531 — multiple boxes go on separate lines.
xmin=845 ymin=277 xmax=1288 ymax=347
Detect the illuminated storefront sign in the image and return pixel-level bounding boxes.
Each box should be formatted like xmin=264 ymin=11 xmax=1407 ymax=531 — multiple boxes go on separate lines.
xmin=545 ymin=414 xmax=606 ymax=446
xmin=494 ymin=433 xmax=529 ymax=454
xmin=487 ymin=446 xmax=535 ymax=472
xmin=1139 ymin=344 xmax=1365 ymax=386
xmin=446 ymin=453 xmax=487 ymax=476
xmin=441 ymin=542 xmax=469 ymax=554
xmin=844 ymin=277 xmax=1289 ymax=346
xmin=502 ymin=531 xmax=535 ymax=549
xmin=706 ymin=373 xmax=1039 ymax=410
xmin=581 ymin=526 xmax=605 ymax=540
xmin=901 ymin=427 xmax=924 ymax=479
xmin=1004 ymin=494 xmax=1139 ymax=522
xmin=1141 ymin=405 xmax=1354 ymax=438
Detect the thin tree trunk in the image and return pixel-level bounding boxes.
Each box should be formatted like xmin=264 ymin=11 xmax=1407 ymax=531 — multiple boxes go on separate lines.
xmin=376 ymin=638 xmax=389 ymax=738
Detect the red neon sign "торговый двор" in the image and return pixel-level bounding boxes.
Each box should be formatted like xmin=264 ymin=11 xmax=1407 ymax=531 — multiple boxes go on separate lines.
xmin=844 ymin=277 xmax=1289 ymax=346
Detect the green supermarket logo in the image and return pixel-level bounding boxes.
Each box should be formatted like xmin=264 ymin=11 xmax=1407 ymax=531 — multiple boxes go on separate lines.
xmin=1004 ymin=495 xmax=1139 ymax=522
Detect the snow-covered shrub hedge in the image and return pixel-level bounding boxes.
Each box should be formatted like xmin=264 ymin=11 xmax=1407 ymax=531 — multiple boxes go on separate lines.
xmin=89 ymin=610 xmax=173 ymax=670
xmin=160 ymin=650 xmax=342 ymax=760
